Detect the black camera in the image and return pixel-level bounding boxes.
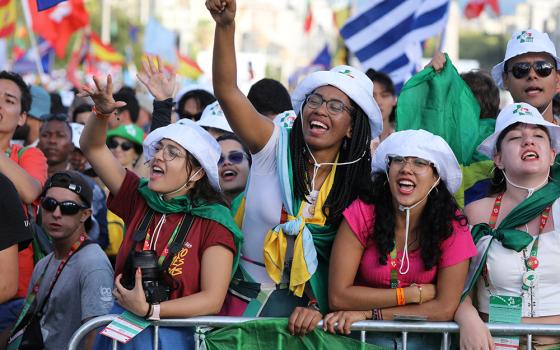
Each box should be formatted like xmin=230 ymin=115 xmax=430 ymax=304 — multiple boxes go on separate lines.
xmin=121 ymin=250 xmax=170 ymax=304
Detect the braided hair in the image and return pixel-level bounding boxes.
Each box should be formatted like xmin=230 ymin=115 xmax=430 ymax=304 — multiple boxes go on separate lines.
xmin=290 ymin=97 xmax=372 ymax=226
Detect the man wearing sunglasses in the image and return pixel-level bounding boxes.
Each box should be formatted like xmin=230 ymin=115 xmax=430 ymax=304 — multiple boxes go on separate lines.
xmin=492 ymin=29 xmax=560 ymax=124
xmin=23 ymin=171 xmax=113 ymax=349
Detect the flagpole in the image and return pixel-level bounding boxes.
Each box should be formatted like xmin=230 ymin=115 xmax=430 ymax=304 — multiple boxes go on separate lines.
xmin=20 ymin=0 xmax=46 ymax=78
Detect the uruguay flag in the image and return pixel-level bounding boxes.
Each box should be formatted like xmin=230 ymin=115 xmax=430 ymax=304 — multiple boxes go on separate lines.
xmin=341 ymin=0 xmax=450 ymax=92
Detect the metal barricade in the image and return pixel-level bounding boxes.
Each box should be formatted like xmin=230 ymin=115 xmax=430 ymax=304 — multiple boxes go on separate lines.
xmin=68 ymin=315 xmax=560 ymax=350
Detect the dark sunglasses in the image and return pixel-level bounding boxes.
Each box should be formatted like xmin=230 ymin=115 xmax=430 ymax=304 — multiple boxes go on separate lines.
xmin=218 ymin=151 xmax=247 ymax=166
xmin=107 ymin=138 xmax=134 ymax=151
xmin=41 ymin=197 xmax=88 ymax=215
xmin=508 ymin=61 xmax=555 ymax=79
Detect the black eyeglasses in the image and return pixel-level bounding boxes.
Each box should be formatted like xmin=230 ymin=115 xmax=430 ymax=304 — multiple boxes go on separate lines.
xmin=305 ymin=93 xmax=354 ymax=116
xmin=218 ymin=151 xmax=247 ymax=166
xmin=41 ymin=197 xmax=88 ymax=215
xmin=107 ymin=138 xmax=134 ymax=151
xmin=508 ymin=61 xmax=555 ymax=79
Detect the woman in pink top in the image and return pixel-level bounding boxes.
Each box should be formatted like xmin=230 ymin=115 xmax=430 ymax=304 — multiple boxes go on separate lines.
xmin=324 ymin=130 xmax=477 ymax=349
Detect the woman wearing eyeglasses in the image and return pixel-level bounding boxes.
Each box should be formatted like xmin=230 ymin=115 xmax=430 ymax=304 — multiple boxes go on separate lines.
xmin=78 ymin=76 xmax=243 ymax=349
xmin=455 ymin=103 xmax=560 ymax=350
xmin=206 ymin=0 xmax=383 ymax=336
xmin=322 ymin=130 xmax=476 ymax=349
xmin=216 ymin=133 xmax=251 ymax=204
xmin=106 ymin=124 xmax=145 ymax=173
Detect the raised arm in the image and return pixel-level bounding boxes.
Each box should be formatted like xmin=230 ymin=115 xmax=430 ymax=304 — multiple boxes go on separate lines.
xmin=137 ymin=55 xmax=176 ymax=131
xmin=78 ymin=75 xmax=127 ymax=196
xmin=207 ymin=0 xmax=273 ymax=153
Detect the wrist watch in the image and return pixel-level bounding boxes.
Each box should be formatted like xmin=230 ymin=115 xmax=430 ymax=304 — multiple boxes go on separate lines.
xmin=148 ymin=304 xmax=161 ymax=321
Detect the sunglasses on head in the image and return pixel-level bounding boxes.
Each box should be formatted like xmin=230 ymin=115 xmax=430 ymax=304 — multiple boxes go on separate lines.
xmin=508 ymin=61 xmax=555 ymax=79
xmin=218 ymin=151 xmax=247 ymax=166
xmin=107 ymin=138 xmax=134 ymax=151
xmin=41 ymin=197 xmax=88 ymax=215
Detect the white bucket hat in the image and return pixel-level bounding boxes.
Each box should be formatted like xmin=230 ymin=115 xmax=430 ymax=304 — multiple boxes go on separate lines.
xmin=478 ymin=102 xmax=560 ymax=158
xmin=193 ymin=101 xmax=233 ymax=133
xmin=372 ymin=129 xmax=462 ymax=194
xmin=492 ymin=29 xmax=560 ymax=89
xmin=70 ymin=122 xmax=84 ymax=150
xmin=291 ymin=65 xmax=383 ymax=140
xmin=143 ymin=119 xmax=221 ymax=190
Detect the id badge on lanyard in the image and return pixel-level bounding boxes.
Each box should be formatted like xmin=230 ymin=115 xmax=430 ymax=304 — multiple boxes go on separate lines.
xmin=488 ymin=295 xmax=522 ymax=350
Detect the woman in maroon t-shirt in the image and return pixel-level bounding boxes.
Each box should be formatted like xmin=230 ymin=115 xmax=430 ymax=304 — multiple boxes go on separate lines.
xmin=78 ymin=70 xmax=242 ymax=349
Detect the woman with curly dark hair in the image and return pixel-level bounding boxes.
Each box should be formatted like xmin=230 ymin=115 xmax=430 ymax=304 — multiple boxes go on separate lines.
xmin=323 ymin=129 xmax=476 ymax=349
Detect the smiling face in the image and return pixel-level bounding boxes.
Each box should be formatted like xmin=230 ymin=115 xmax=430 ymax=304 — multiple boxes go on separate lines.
xmin=494 ymin=123 xmax=556 ymax=179
xmin=0 ymin=79 xmax=26 ymax=138
xmin=503 ymin=52 xmax=560 ymax=113
xmin=301 ymin=85 xmax=354 ymax=153
xmin=387 ymin=156 xmax=439 ymax=209
xmin=147 ymin=138 xmax=204 ymax=197
xmin=218 ymin=139 xmax=250 ymax=196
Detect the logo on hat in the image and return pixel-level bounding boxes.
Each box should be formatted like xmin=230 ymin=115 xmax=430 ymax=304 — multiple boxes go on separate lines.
xmin=516 ymin=31 xmax=534 ymax=43
xmin=125 ymin=124 xmax=138 ymax=137
xmin=337 ymin=69 xmax=355 ymax=78
xmin=210 ymin=104 xmax=222 ymax=116
xmin=513 ymin=104 xmax=532 ymax=116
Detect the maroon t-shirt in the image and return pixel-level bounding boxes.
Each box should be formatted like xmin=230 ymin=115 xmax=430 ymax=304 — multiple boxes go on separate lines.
xmin=110 ymin=170 xmax=236 ymax=299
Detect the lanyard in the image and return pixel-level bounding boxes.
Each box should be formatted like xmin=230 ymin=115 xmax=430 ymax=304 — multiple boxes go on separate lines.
xmin=12 ymin=234 xmax=87 ymax=331
xmin=487 ymin=193 xmax=551 ymax=292
xmin=142 ymin=215 xmax=185 ymax=266
xmin=389 ymin=245 xmax=399 ymax=289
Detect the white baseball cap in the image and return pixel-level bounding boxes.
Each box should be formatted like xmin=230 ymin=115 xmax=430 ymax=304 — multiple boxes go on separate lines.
xmin=143 ymin=118 xmax=221 ymax=190
xmin=492 ymin=29 xmax=560 ymax=89
xmin=291 ymin=65 xmax=383 ymax=140
xmin=478 ymin=102 xmax=560 ymax=158
xmin=194 ymin=101 xmax=233 ymax=133
xmin=372 ymin=129 xmax=462 ymax=194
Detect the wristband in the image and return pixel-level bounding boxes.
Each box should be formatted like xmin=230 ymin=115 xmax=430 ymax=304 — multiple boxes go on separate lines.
xmin=92 ymin=106 xmax=113 ymax=119
xmin=417 ymin=284 xmax=423 ymax=305
xmin=371 ymin=308 xmax=383 ymax=320
xmin=144 ymin=303 xmax=153 ymax=318
xmin=148 ymin=304 xmax=161 ymax=321
xmin=307 ymin=299 xmax=320 ymax=312
xmin=396 ymin=287 xmax=406 ymax=306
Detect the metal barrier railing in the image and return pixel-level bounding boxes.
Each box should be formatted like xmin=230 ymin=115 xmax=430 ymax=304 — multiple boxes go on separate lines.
xmin=68 ymin=315 xmax=560 ymax=350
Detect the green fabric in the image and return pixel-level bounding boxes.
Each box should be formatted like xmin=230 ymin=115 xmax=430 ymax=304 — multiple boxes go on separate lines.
xmin=107 ymin=124 xmax=145 ymax=146
xmin=203 ymin=319 xmax=384 ymax=350
xmin=396 ymin=54 xmax=480 ymax=166
xmin=137 ymin=179 xmax=243 ymax=275
xmin=230 ymin=192 xmax=243 ymax=218
xmin=285 ymin=129 xmax=338 ymax=315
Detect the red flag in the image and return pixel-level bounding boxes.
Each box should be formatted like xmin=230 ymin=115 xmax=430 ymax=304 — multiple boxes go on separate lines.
xmin=464 ymin=0 xmax=500 ymax=19
xmin=0 ymin=0 xmax=16 ymax=38
xmin=29 ymin=0 xmax=89 ymax=58
xmin=303 ymin=0 xmax=313 ymax=33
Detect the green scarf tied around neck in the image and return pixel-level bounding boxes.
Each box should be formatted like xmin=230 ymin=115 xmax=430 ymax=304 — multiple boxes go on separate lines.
xmin=462 ymin=180 xmax=560 ymax=299
xmin=137 ymin=179 xmax=243 ymax=276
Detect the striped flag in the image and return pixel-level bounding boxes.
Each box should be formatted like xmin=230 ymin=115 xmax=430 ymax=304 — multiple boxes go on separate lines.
xmin=177 ymin=53 xmax=202 ymax=80
xmin=90 ymin=33 xmax=124 ymax=65
xmin=0 ymin=0 xmax=16 ymax=38
xmin=340 ymin=0 xmax=450 ymax=92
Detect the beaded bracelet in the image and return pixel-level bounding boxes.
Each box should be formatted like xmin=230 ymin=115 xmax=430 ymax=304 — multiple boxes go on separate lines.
xmin=92 ymin=106 xmax=113 ymax=120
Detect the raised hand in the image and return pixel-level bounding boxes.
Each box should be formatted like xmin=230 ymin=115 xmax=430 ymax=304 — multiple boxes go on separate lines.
xmin=205 ymin=0 xmax=236 ymax=26
xmin=137 ymin=55 xmax=176 ymax=101
xmin=78 ymin=75 xmax=126 ymax=115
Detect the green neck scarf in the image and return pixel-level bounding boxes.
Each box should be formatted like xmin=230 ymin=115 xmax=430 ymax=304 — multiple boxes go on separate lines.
xmin=137 ymin=179 xmax=243 ymax=275
xmin=462 ymin=180 xmax=560 ymax=299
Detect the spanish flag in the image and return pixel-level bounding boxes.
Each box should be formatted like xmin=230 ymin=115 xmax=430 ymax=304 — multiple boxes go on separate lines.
xmin=0 ymin=0 xmax=16 ymax=38
xmin=177 ymin=53 xmax=202 ymax=80
xmin=91 ymin=32 xmax=124 ymax=65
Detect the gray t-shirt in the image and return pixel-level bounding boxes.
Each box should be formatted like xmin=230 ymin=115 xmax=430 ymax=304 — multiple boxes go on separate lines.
xmin=29 ymin=243 xmax=114 ymax=350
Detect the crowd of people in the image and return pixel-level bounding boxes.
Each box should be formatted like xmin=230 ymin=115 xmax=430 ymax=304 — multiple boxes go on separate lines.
xmin=0 ymin=0 xmax=559 ymax=349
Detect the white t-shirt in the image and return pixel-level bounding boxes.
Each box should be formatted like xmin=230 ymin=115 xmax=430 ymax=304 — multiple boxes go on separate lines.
xmin=240 ymin=125 xmax=289 ymax=283
xmin=477 ymin=199 xmax=560 ymax=317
